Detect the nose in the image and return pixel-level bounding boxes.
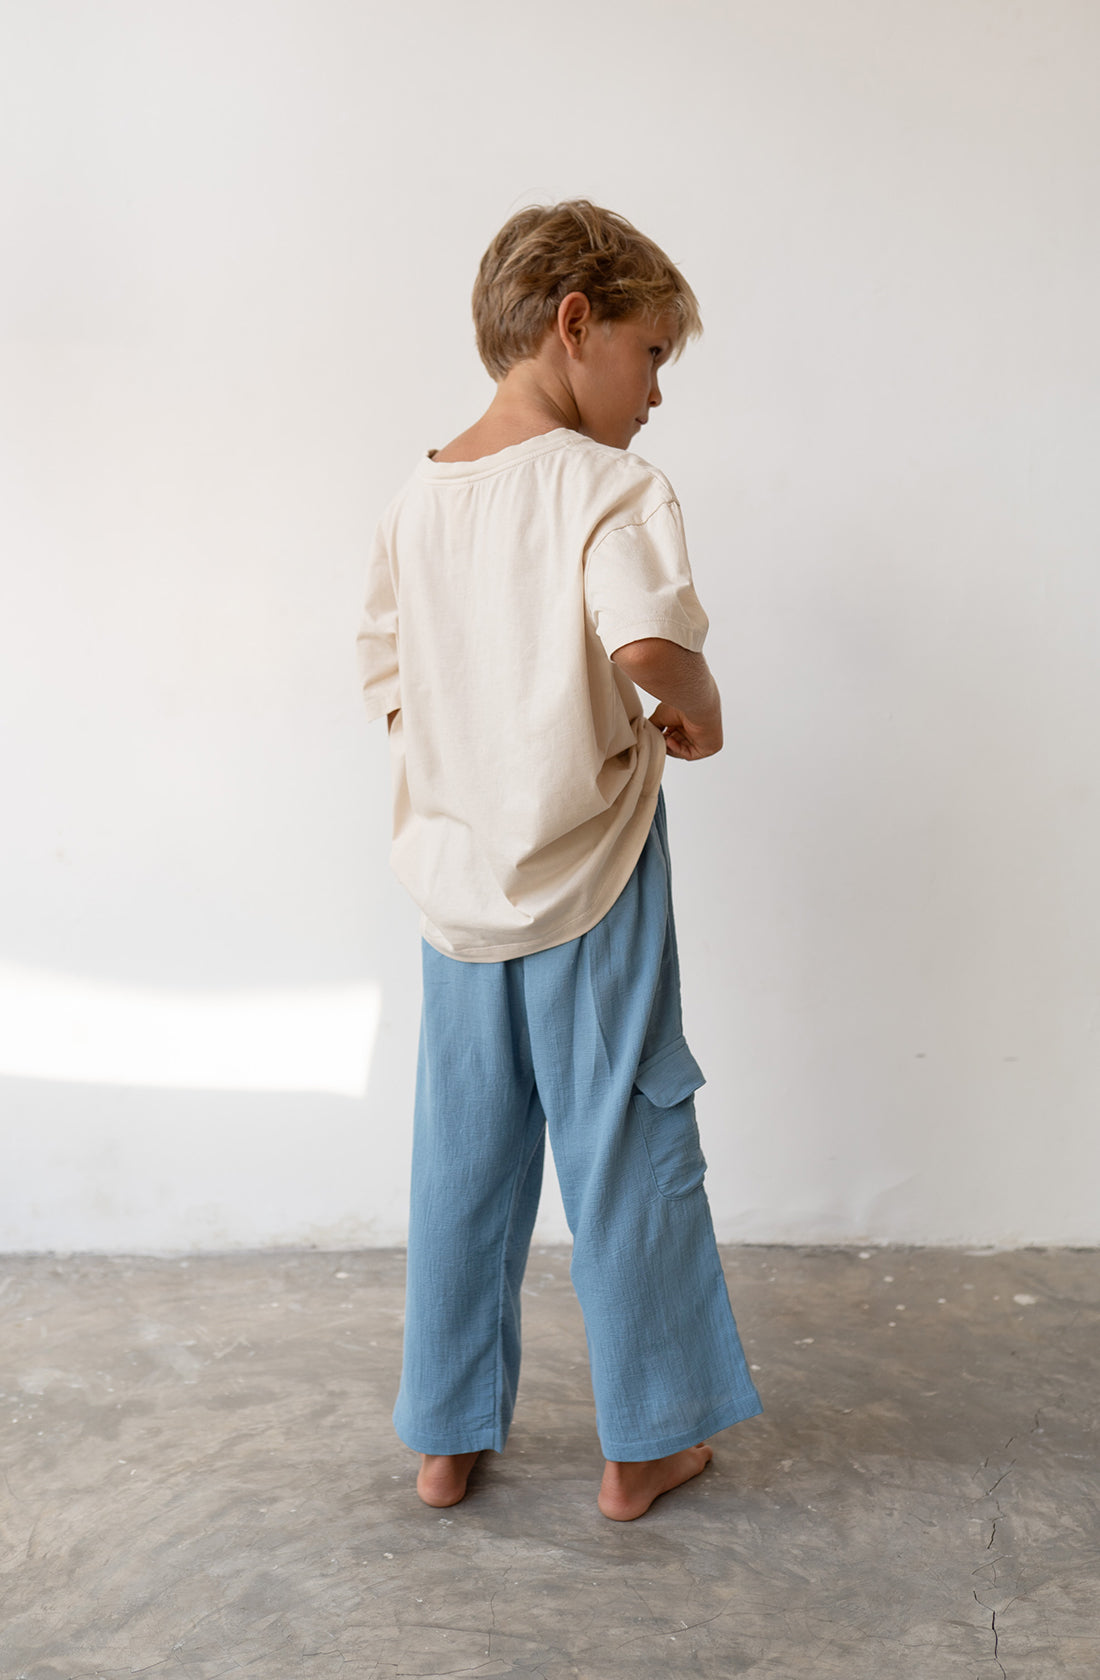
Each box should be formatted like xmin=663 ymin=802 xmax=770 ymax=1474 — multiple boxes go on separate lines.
xmin=649 ymin=374 xmax=662 ymax=408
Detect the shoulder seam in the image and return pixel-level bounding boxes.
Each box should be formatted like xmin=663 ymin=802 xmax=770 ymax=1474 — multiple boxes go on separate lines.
xmin=587 ymin=495 xmax=682 ymax=560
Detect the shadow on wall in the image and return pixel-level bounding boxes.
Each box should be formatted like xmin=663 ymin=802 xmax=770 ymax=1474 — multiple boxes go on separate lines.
xmin=0 ymin=960 xmax=381 ymax=1096
xmin=0 ymin=962 xmax=397 ymax=1253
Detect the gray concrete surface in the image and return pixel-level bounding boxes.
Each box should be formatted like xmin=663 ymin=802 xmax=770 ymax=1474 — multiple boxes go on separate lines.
xmin=0 ymin=1245 xmax=1097 ymax=1679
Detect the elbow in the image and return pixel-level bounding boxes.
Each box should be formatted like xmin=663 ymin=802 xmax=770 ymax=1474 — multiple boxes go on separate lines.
xmin=610 ymin=637 xmax=665 ymax=685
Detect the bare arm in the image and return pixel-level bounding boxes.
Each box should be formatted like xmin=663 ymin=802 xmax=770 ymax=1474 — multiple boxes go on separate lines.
xmin=610 ymin=638 xmax=723 ymax=761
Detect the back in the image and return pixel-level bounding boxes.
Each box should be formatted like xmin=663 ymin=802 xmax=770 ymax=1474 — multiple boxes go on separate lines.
xmin=356 ymin=426 xmax=708 ymax=961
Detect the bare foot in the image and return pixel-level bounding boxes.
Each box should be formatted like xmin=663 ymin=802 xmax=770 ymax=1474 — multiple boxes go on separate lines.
xmin=416 ymin=1451 xmax=481 ymax=1508
xmin=597 ymin=1443 xmax=713 ymax=1521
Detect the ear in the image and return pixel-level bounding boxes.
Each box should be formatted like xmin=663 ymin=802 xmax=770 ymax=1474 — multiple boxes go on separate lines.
xmin=556 ymin=291 xmax=592 ymax=360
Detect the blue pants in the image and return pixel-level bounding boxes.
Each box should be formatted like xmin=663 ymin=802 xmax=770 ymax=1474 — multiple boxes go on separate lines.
xmin=393 ymin=792 xmax=762 ymax=1461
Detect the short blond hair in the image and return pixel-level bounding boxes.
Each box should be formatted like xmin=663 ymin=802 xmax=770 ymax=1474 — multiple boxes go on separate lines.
xmin=472 ymin=199 xmax=703 ymax=381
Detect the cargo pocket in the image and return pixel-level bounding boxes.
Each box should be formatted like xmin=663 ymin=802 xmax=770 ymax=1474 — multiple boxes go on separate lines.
xmin=633 ymin=1034 xmax=708 ymax=1199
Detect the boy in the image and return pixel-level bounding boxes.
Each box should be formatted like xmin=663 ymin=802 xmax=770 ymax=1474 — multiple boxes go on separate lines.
xmin=356 ymin=200 xmax=761 ymax=1521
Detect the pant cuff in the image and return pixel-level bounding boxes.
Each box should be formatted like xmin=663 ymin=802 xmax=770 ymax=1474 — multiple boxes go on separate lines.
xmin=597 ymin=1389 xmax=763 ymax=1462
xmin=392 ymin=1412 xmax=506 ymax=1457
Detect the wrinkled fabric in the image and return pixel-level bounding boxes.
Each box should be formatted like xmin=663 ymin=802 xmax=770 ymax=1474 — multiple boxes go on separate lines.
xmin=355 ymin=428 xmax=710 ymax=961
xmin=393 ymin=792 xmax=762 ymax=1461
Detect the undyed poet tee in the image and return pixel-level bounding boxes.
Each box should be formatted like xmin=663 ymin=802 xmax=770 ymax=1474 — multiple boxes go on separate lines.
xmin=356 ymin=426 xmax=709 ymax=962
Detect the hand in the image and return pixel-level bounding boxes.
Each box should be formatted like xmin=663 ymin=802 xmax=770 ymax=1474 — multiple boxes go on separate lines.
xmin=649 ymin=700 xmax=723 ymax=761
xmin=611 ymin=641 xmax=723 ymax=761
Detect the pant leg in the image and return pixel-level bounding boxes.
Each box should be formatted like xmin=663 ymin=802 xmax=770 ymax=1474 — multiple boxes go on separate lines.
xmin=392 ymin=944 xmax=545 ymax=1455
xmin=524 ymin=792 xmax=763 ymax=1460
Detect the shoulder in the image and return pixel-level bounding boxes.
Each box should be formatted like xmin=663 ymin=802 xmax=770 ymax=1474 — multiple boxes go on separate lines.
xmin=562 ymin=432 xmax=678 ymax=501
xmin=560 ymin=436 xmax=681 ymax=553
xmin=370 ymin=461 xmax=425 ymax=548
xmin=560 ymin=437 xmax=682 ymax=554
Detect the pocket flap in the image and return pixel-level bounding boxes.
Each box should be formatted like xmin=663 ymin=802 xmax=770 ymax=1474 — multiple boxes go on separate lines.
xmin=633 ymin=1035 xmax=705 ymax=1108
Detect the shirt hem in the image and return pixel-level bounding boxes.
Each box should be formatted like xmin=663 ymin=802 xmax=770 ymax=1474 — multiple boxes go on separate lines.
xmin=597 ymin=616 xmax=708 ymax=658
xmin=417 ymin=761 xmax=665 ymax=964
xmin=361 ymin=688 xmax=400 ymax=723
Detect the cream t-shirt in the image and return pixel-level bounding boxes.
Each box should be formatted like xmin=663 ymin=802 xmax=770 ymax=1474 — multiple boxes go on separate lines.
xmin=356 ymin=426 xmax=709 ymax=962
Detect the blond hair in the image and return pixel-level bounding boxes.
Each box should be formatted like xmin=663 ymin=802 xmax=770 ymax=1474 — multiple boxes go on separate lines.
xmin=472 ymin=199 xmax=702 ymax=380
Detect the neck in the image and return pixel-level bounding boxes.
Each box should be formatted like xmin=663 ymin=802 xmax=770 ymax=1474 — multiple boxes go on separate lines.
xmin=483 ymin=354 xmax=580 ymax=435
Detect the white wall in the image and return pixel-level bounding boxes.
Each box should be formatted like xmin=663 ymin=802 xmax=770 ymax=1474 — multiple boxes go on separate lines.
xmin=2 ymin=0 xmax=1098 ymax=1251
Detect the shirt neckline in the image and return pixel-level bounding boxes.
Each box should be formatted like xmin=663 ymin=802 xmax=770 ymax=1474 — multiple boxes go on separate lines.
xmin=416 ymin=426 xmax=579 ymax=480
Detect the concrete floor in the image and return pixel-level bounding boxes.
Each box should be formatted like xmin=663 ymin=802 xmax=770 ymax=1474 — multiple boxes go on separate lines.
xmin=0 ymin=1246 xmax=1097 ymax=1680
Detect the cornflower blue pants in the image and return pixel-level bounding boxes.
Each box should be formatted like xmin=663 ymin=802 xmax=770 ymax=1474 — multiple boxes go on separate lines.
xmin=393 ymin=791 xmax=762 ymax=1461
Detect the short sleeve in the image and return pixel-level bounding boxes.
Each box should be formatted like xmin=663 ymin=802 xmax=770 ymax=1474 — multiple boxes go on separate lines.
xmin=584 ymin=497 xmax=709 ymax=660
xmin=355 ymin=518 xmax=401 ymax=723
